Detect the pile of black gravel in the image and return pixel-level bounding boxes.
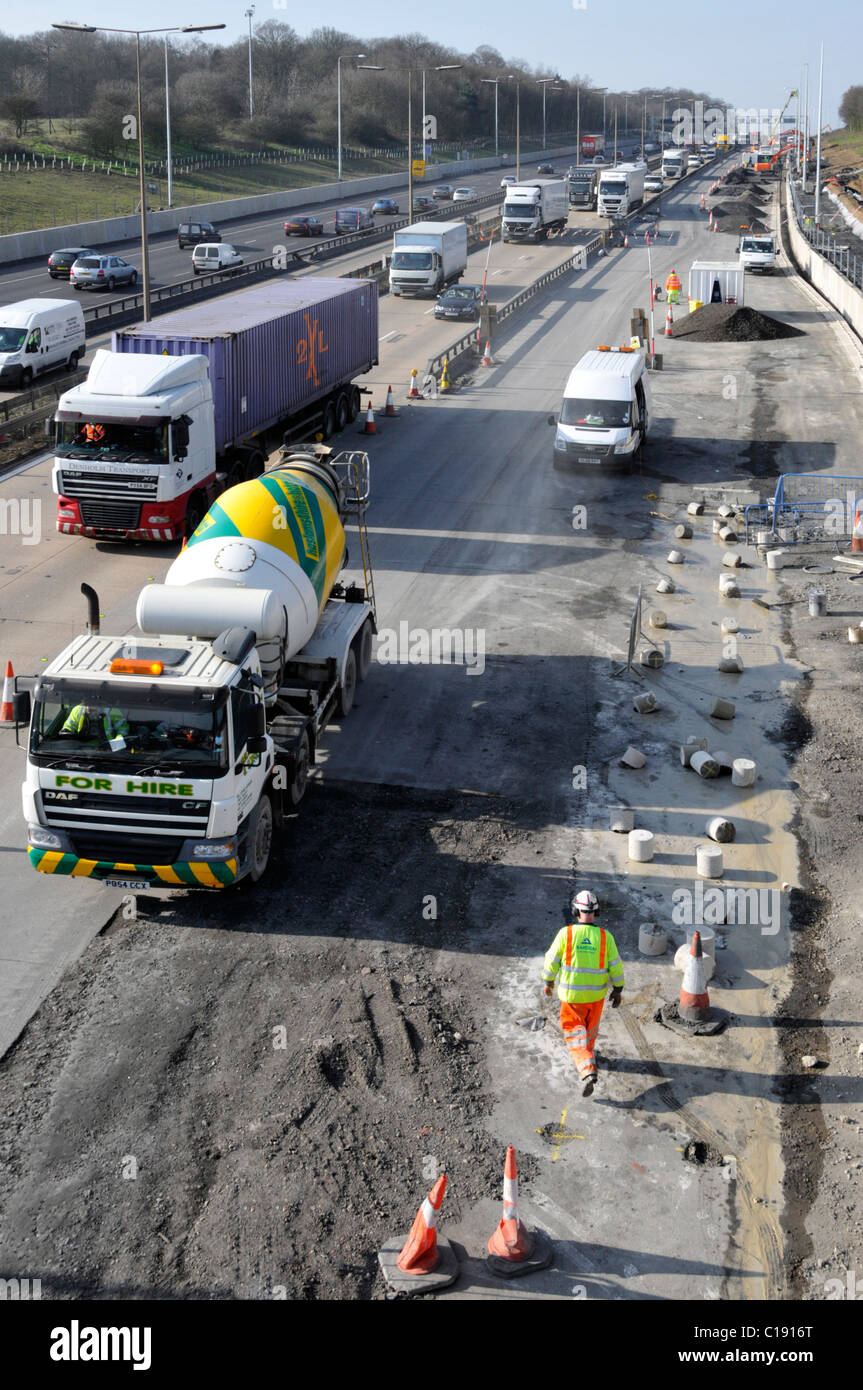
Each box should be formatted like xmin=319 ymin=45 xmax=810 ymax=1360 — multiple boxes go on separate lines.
xmin=709 ymin=202 xmax=771 ymax=232
xmin=672 ymin=304 xmax=805 ymax=342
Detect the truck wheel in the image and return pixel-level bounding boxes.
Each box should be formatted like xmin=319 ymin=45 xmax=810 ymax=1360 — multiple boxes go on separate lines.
xmin=245 ymin=450 xmax=265 ymax=481
xmin=288 ymin=732 xmax=310 ymax=807
xmin=355 ymin=619 xmax=373 ymax=680
xmin=335 ymin=393 xmax=349 ymax=432
xmin=347 ymin=386 xmax=361 ymax=423
xmin=247 ymin=793 xmax=273 ymax=883
xmin=337 ymin=648 xmax=357 ymax=717
xmin=20 ymin=368 xmax=33 ymax=389
xmin=322 ymin=402 xmax=337 ymax=440
xmin=184 ymin=493 xmax=205 ymax=539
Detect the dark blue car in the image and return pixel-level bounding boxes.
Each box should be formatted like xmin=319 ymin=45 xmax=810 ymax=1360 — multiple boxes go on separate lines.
xmin=371 ymin=198 xmax=400 ymax=215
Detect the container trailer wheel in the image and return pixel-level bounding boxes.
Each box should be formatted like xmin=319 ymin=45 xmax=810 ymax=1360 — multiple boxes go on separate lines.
xmin=347 ymin=386 xmax=361 ymax=423
xmin=337 ymin=648 xmax=357 ymax=717
xmin=335 ymin=392 xmax=349 ymax=432
xmin=321 ymin=401 xmax=337 ymax=440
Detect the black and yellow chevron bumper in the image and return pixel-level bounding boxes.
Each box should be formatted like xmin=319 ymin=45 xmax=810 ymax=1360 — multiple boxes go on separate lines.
xmin=28 ymin=847 xmax=238 ymax=888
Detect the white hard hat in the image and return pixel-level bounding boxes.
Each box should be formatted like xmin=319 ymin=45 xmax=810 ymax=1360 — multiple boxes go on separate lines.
xmin=573 ymin=890 xmax=599 ymax=913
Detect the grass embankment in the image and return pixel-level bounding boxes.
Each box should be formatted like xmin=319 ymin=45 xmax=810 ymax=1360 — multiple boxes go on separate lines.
xmin=817 ymin=128 xmax=863 ymax=229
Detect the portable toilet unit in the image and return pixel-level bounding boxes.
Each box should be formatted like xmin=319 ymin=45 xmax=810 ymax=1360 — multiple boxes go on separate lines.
xmin=688 ymin=260 xmax=745 ymax=311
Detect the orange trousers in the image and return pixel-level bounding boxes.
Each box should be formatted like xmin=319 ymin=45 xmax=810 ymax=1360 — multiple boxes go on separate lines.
xmin=560 ymin=1000 xmax=605 ymax=1079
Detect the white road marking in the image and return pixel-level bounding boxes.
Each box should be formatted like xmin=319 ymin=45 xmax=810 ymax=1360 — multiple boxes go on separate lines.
xmin=379 ymin=331 xmax=400 ymax=342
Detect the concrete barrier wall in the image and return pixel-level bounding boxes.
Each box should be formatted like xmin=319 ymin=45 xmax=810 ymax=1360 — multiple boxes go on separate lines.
xmin=0 ymin=144 xmax=579 ymax=267
xmin=784 ymin=179 xmax=863 ymax=342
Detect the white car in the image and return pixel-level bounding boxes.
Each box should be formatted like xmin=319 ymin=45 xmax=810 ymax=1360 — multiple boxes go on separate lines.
xmin=644 ymin=175 xmax=664 ymax=192
xmin=452 ymin=187 xmax=478 ymax=201
xmin=192 ymin=242 xmax=244 ymax=274
xmin=500 ymin=176 xmax=517 ymax=188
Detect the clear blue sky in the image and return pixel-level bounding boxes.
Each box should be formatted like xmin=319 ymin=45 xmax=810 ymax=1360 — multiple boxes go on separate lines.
xmin=12 ymin=0 xmax=855 ymax=126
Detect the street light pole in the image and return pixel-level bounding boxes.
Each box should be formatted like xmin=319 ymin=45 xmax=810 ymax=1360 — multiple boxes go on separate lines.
xmin=337 ymin=54 xmax=367 ymax=183
xmin=576 ymin=86 xmax=580 ymax=163
xmin=814 ymin=42 xmax=824 ymax=222
xmin=481 ymin=79 xmax=500 ymax=158
xmin=537 ymin=78 xmax=559 ymax=151
xmin=164 ymin=34 xmax=173 ymax=208
xmin=245 ymin=6 xmax=255 ymax=121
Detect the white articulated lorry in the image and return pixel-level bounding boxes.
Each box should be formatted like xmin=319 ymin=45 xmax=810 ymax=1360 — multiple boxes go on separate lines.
xmin=661 ymin=149 xmax=685 ymax=179
xmin=597 ymin=163 xmax=647 ymax=218
xmin=501 ymin=180 xmax=568 ymax=242
xmin=389 ymin=221 xmax=468 ymax=297
xmin=20 ymin=446 xmax=377 ymax=891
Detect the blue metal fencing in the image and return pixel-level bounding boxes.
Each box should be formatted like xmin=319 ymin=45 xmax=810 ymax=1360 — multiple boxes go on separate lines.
xmin=745 ymin=473 xmax=863 ymax=547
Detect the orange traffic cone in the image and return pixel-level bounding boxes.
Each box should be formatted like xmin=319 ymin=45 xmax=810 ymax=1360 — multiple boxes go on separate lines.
xmin=384 ymin=384 xmax=397 ymax=417
xmin=851 ymin=509 xmax=863 ymax=553
xmin=664 ymin=304 xmax=674 ymax=337
xmin=680 ymin=931 xmax=711 ymax=1023
xmin=397 ymin=1175 xmax=446 ymax=1274
xmin=488 ymin=1147 xmax=531 ymax=1262
xmin=482 ymin=340 xmax=494 ymax=367
xmin=408 ymin=369 xmax=420 ymax=398
xmin=623 ymin=232 xmax=629 ymax=249
xmin=362 ymin=401 xmax=376 ymax=434
xmin=700 ymin=193 xmax=706 ymax=209
xmin=0 ymin=660 xmax=14 ymax=723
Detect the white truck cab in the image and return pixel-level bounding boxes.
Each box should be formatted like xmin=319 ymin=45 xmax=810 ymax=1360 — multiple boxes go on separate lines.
xmin=550 ymin=347 xmax=651 ymax=473
xmin=738 ymin=235 xmax=776 ymax=273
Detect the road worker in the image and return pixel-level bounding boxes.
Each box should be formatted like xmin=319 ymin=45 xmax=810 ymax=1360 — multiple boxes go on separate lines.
xmin=542 ymin=890 xmax=624 ymax=1097
xmin=665 ymin=268 xmax=681 ymax=303
xmin=83 ymin=422 xmax=106 ymax=445
xmin=62 ymin=703 xmax=129 ymax=742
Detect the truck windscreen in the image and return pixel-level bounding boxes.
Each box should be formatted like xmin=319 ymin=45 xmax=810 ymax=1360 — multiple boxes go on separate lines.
xmin=503 ymin=203 xmax=537 ymax=218
xmin=31 ymin=683 xmax=228 ymax=771
xmin=601 ymin=181 xmax=627 ymax=196
xmin=55 ymin=420 xmax=169 ymax=462
xmin=561 ymin=397 xmax=631 ymax=428
xmin=392 ymin=251 xmax=433 ymax=269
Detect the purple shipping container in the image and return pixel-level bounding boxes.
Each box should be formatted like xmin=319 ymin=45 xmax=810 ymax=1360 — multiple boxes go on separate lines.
xmin=112 ymin=278 xmax=378 ymax=455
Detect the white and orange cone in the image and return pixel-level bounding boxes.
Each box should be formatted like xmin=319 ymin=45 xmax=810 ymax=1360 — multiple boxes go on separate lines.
xmin=623 ymin=232 xmax=629 ymax=249
xmin=362 ymin=400 xmax=376 ymax=434
xmin=408 ymin=369 xmax=420 ymax=399
xmin=384 ymin=384 xmax=397 ymax=417
xmin=680 ymin=931 xmax=711 ymax=1023
xmin=397 ymin=1175 xmax=446 ymax=1274
xmin=665 ymin=304 xmax=674 ymax=337
xmin=701 ymin=193 xmax=706 ymax=210
xmin=488 ymin=1147 xmax=531 ymax=1262
xmin=851 ymin=508 xmax=863 ymax=553
xmin=0 ymin=660 xmax=13 ymax=723
xmin=482 ymin=340 xmax=494 ymax=367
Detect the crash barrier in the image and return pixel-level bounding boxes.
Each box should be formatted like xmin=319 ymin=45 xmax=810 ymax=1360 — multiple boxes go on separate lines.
xmin=744 ymin=473 xmax=863 ymax=548
xmin=785 ymin=178 xmax=863 ymax=344
xmin=426 ymin=233 xmax=605 ymax=382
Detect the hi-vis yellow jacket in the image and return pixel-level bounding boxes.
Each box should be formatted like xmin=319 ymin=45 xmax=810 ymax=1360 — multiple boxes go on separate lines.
xmin=543 ymin=923 xmax=625 ymax=1004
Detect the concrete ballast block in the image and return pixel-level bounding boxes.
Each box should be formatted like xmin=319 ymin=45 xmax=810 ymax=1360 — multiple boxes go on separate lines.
xmin=633 ymin=692 xmax=659 ymax=714
xmin=710 ymin=697 xmax=736 ymax=719
xmin=610 ymin=807 xmax=635 ymax=833
xmin=628 ymin=828 xmax=655 ymax=862
xmin=620 ymin=746 xmax=647 ymax=768
xmin=707 ymin=816 xmax=736 ymax=843
xmin=718 ymin=655 xmax=744 ymax=673
xmin=731 ymin=757 xmax=756 ymax=787
xmin=687 ymin=501 xmax=705 ymax=516
xmin=667 ymin=549 xmax=685 ymax=564
xmin=656 ymin=577 xmax=675 ymax=594
xmin=675 ymin=523 xmax=693 ymax=540
xmin=696 ymin=843 xmax=724 ymax=878
xmin=690 ymin=750 xmax=720 ymax=778
xmin=722 ymin=551 xmax=743 ymax=568
xmin=650 ymin=610 xmax=667 ymax=628
xmin=639 ymin=924 xmax=668 ymax=955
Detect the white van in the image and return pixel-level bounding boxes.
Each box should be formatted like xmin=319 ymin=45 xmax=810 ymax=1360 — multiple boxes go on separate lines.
xmin=192 ymin=243 xmax=244 ymax=274
xmin=550 ymin=347 xmax=651 ymax=472
xmin=0 ymin=298 xmax=85 ymax=389
xmin=738 ymin=234 xmax=776 ymax=274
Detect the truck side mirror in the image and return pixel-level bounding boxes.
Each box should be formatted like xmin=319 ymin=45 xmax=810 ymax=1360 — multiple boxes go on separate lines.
xmin=12 ymin=690 xmax=30 ymax=724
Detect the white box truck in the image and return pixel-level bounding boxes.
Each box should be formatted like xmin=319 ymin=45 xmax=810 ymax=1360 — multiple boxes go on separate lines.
xmin=0 ymin=298 xmax=85 ymax=389
xmin=597 ymin=164 xmax=647 ymax=218
xmin=661 ymin=150 xmax=685 ymax=179
xmin=501 ymin=180 xmax=568 ymax=242
xmin=549 ymin=347 xmax=651 ymax=473
xmin=688 ymin=261 xmax=745 ymax=307
xmin=389 ymin=221 xmax=468 ymax=296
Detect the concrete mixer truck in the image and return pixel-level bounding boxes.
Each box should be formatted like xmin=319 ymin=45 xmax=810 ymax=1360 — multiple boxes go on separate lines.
xmin=51 ymin=278 xmax=378 ymax=542
xmin=19 ymin=446 xmax=376 ymax=890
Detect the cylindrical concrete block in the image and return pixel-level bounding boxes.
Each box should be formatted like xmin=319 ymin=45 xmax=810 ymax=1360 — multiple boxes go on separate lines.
xmin=691 ymin=750 xmax=720 ymax=778
xmin=707 ymin=816 xmax=736 ymax=843
xmin=849 ymin=626 xmax=863 ymax=644
xmin=718 ymin=655 xmax=744 ymax=672
xmin=721 ymin=618 xmax=739 ymax=634
xmin=675 ymin=523 xmax=693 ymax=540
xmin=766 ymin=549 xmax=789 ymax=570
xmin=667 ymin=549 xmax=685 ymax=564
xmin=650 ymin=609 xmax=667 ymax=628
xmin=628 ymin=828 xmax=654 ymax=862
xmin=610 ymin=807 xmax=635 ymax=833
xmin=712 ymin=518 xmax=723 ymax=534
xmin=808 ymin=590 xmax=827 ymax=617
xmin=640 ymin=648 xmax=664 ymax=668
xmin=719 ymin=576 xmax=740 ymax=597
xmin=680 ymin=736 xmax=708 ymax=767
xmin=719 ymin=526 xmax=738 ymax=543
xmin=712 ymin=748 xmax=734 ymax=771
xmin=722 ymin=551 xmax=742 ymax=568
xmin=710 ymin=697 xmax=736 ymax=719
xmin=656 ymin=577 xmax=675 ymax=594
xmin=757 ymin=529 xmax=777 ymax=546
xmin=633 ymin=692 xmax=659 ymax=714
xmin=639 ymin=923 xmax=668 ymax=956
xmin=685 ymin=925 xmax=717 ymax=960
xmin=687 ymin=501 xmax=705 ymax=516
xmin=675 ymin=941 xmax=716 ymax=980
xmin=731 ymin=757 xmax=756 ymax=787
xmin=696 ymin=843 xmax=724 ymax=878
xmin=620 ymin=746 xmax=647 ymax=768
xmin=718 ymin=503 xmax=734 ymax=518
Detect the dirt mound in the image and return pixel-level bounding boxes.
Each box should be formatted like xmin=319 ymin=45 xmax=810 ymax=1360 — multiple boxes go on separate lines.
xmin=709 ymin=203 xmax=771 ymax=232
xmin=672 ymin=304 xmax=804 ymax=342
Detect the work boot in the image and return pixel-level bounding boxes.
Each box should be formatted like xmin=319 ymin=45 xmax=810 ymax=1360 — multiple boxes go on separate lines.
xmin=581 ymin=1070 xmax=598 ymax=1098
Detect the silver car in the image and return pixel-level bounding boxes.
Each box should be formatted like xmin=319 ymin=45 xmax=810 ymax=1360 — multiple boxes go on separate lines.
xmin=452 ymin=187 xmax=478 ymax=202
xmin=70 ymin=254 xmax=138 ymax=292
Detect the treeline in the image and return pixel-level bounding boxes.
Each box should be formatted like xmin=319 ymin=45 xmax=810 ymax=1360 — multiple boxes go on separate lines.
xmin=0 ymin=23 xmax=724 ymax=157
xmin=839 ymin=86 xmax=863 ymax=132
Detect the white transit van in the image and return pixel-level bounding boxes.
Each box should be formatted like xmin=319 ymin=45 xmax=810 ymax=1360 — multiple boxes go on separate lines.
xmin=738 ymin=234 xmax=776 ymax=274
xmin=549 ymin=347 xmax=651 ymax=472
xmin=0 ymin=298 xmax=85 ymax=389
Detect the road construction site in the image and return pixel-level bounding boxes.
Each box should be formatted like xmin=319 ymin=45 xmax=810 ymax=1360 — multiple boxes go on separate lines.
xmin=1 ymin=158 xmax=863 ymax=1301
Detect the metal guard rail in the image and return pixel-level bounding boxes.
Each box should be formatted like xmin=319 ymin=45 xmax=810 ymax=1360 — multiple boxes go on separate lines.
xmin=788 ymin=175 xmax=863 ymax=293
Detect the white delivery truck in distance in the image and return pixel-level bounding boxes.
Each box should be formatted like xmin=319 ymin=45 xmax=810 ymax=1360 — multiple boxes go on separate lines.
xmin=738 ymin=234 xmax=776 ymax=273
xmin=549 ymin=346 xmax=651 ymax=473
xmin=0 ymin=298 xmax=85 ymax=389
xmin=661 ymin=150 xmax=685 ymax=179
xmin=501 ymin=180 xmax=568 ymax=243
xmin=389 ymin=221 xmax=468 ymax=296
xmin=597 ymin=163 xmax=646 ymax=218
